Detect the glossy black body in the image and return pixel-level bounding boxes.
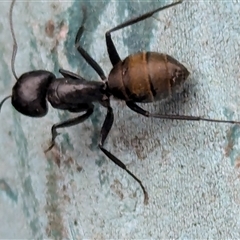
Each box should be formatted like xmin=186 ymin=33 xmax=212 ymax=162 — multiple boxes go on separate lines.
xmin=47 ymin=77 xmax=105 ymax=111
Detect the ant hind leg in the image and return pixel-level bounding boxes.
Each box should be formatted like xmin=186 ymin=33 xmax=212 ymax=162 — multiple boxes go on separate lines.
xmin=126 ymin=101 xmax=240 ymax=124
xmin=105 ymin=0 xmax=183 ymax=66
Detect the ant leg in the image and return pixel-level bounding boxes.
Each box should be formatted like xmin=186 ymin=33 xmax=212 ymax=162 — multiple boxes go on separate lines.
xmin=59 ymin=69 xmax=86 ymax=81
xmin=105 ymin=31 xmax=121 ymax=66
xmin=75 ymin=8 xmax=106 ymax=80
xmin=45 ymin=104 xmax=94 ymax=153
xmin=98 ymin=100 xmax=149 ymax=204
xmin=126 ymin=101 xmax=240 ymax=124
xmin=105 ymin=0 xmax=183 ymax=66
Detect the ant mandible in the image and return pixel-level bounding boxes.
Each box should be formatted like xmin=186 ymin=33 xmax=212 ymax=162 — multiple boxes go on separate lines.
xmin=1 ymin=0 xmax=240 ymax=204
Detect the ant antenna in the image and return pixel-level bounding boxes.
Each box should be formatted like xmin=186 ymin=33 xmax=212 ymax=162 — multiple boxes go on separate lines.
xmin=0 ymin=0 xmax=17 ymax=112
xmin=10 ymin=0 xmax=18 ymax=80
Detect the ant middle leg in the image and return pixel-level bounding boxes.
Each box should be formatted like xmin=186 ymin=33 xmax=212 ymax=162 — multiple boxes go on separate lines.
xmin=98 ymin=100 xmax=149 ymax=204
xmin=126 ymin=101 xmax=240 ymax=124
xmin=74 ymin=8 xmax=106 ymax=81
xmin=105 ymin=0 xmax=183 ymax=66
xmin=45 ymin=103 xmax=94 ymax=153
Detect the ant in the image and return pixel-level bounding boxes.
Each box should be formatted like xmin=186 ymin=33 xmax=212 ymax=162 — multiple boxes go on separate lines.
xmin=1 ymin=0 xmax=240 ymax=205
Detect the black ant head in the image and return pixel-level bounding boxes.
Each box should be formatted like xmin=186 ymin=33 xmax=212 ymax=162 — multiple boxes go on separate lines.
xmin=11 ymin=70 xmax=56 ymax=117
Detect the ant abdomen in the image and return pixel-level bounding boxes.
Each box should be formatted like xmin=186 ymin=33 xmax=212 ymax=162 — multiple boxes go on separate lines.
xmin=108 ymin=52 xmax=190 ymax=103
xmin=12 ymin=70 xmax=55 ymax=117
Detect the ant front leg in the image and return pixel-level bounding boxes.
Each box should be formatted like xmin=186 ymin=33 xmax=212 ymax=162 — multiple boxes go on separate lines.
xmin=126 ymin=101 xmax=240 ymax=124
xmin=74 ymin=7 xmax=106 ymax=81
xmin=45 ymin=103 xmax=94 ymax=153
xmin=105 ymin=0 xmax=183 ymax=66
xmin=98 ymin=100 xmax=149 ymax=204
